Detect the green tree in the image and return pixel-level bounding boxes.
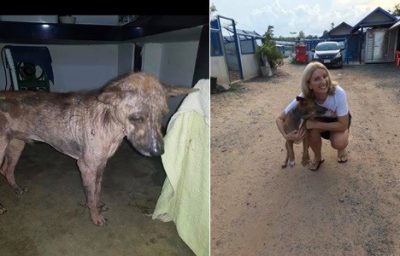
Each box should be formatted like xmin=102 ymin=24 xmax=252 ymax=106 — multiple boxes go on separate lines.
xmin=298 ymin=30 xmax=305 ymax=39
xmin=263 ymin=25 xmax=275 ymax=43
xmin=389 ymin=3 xmax=400 ymax=16
xmin=257 ymin=25 xmax=284 ymax=69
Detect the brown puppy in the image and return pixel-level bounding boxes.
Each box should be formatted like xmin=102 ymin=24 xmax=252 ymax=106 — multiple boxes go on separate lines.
xmin=0 ymin=72 xmax=196 ymax=225
xmin=282 ymin=96 xmax=328 ymax=168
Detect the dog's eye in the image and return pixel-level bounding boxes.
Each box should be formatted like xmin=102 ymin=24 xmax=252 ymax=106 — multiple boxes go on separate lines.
xmin=129 ymin=113 xmax=145 ymax=123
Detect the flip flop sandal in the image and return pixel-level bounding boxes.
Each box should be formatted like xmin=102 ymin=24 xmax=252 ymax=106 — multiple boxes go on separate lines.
xmin=309 ymin=159 xmax=325 ymax=171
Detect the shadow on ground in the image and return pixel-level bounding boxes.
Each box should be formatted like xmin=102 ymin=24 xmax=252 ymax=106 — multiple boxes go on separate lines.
xmin=0 ymin=141 xmax=194 ymax=256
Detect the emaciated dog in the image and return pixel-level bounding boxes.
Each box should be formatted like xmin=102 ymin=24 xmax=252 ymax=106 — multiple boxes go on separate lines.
xmin=282 ymin=96 xmax=328 ymax=168
xmin=0 ymin=72 xmax=196 ymax=226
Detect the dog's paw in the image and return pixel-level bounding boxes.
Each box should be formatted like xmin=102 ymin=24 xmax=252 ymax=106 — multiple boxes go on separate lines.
xmin=301 ymin=155 xmax=310 ymax=166
xmin=91 ymin=213 xmax=107 ymax=226
xmin=301 ymin=159 xmax=310 ymax=166
xmin=0 ymin=206 xmax=7 ymax=215
xmin=14 ymin=186 xmax=28 ymax=196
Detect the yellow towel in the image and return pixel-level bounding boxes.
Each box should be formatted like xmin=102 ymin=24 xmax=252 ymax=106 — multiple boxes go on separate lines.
xmin=152 ymin=79 xmax=209 ymax=256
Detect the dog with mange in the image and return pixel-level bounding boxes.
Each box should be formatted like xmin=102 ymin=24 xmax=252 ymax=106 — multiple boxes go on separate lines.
xmin=0 ymin=72 xmax=196 ymax=226
xmin=281 ymin=96 xmax=329 ymax=168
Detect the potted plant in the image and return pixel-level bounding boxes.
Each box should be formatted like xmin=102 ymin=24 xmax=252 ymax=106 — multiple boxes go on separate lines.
xmin=256 ymin=25 xmax=284 ymax=76
xmin=256 ymin=43 xmax=283 ymax=75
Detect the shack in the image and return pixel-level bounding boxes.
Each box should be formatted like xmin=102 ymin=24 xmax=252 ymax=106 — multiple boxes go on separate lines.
xmin=350 ymin=7 xmax=399 ymax=63
xmin=211 ymin=15 xmax=263 ymax=87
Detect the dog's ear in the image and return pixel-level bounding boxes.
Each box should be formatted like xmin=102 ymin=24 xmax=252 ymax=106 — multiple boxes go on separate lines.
xmin=164 ymin=86 xmax=199 ymax=97
xmin=97 ymin=89 xmax=124 ymax=106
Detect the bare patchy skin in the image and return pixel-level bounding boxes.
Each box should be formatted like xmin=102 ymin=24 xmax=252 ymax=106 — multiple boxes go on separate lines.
xmin=0 ymin=72 xmax=195 ymax=226
xmin=281 ymin=97 xmax=328 ymax=168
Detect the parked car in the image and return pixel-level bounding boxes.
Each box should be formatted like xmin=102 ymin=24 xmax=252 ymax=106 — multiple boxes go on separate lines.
xmin=312 ymin=41 xmax=344 ymax=68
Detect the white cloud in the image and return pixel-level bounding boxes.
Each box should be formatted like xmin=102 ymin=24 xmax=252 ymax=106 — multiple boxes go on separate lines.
xmin=212 ymin=0 xmax=399 ymax=37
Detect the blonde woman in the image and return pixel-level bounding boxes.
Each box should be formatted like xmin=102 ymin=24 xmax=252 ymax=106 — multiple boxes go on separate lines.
xmin=276 ymin=61 xmax=351 ymax=171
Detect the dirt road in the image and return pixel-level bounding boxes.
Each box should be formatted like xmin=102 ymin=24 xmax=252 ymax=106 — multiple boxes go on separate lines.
xmin=211 ymin=60 xmax=400 ymax=256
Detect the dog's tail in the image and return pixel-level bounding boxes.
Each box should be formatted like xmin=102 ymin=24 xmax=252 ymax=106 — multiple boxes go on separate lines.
xmin=163 ymin=85 xmax=199 ymax=97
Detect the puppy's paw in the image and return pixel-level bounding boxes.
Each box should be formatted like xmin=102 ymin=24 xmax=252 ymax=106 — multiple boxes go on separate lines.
xmin=301 ymin=159 xmax=310 ymax=166
xmin=91 ymin=213 xmax=107 ymax=226
xmin=14 ymin=186 xmax=28 ymax=196
xmin=0 ymin=205 xmax=7 ymax=214
xmin=301 ymin=155 xmax=310 ymax=166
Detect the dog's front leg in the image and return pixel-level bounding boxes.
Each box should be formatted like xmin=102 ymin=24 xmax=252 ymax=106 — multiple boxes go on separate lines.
xmin=282 ymin=141 xmax=290 ymax=168
xmin=301 ymin=136 xmax=310 ymax=166
xmin=0 ymin=139 xmax=27 ymax=195
xmin=95 ymin=168 xmax=108 ymax=212
xmin=287 ymin=141 xmax=295 ymax=167
xmin=77 ymin=159 xmax=106 ymax=226
xmin=0 ymin=203 xmax=6 ymax=214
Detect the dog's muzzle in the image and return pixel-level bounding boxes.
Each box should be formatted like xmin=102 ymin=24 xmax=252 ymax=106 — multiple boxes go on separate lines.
xmin=135 ymin=138 xmax=164 ymax=157
xmin=149 ymin=141 xmax=164 ymax=156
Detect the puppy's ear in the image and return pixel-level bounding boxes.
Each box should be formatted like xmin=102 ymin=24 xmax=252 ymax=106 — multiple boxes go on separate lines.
xmin=97 ymin=89 xmax=124 ymax=106
xmin=164 ymin=86 xmax=199 ymax=97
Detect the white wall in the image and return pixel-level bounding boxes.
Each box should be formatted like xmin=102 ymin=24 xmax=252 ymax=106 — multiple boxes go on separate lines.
xmin=0 ymin=43 xmax=119 ymax=92
xmin=142 ymin=40 xmax=200 ymax=126
xmin=241 ymin=54 xmax=259 ymax=81
xmin=160 ymin=41 xmax=198 ymax=86
xmin=50 ymin=45 xmax=119 ymax=91
xmin=211 ymin=56 xmax=230 ymax=86
xmin=118 ymin=43 xmax=134 ymax=75
xmin=142 ymin=43 xmax=163 ymax=77
xmin=159 ymin=41 xmax=199 ymax=126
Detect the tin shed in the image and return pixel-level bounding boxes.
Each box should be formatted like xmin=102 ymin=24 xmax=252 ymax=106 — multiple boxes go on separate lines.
xmin=211 ymin=15 xmax=263 ymax=87
xmin=351 ymin=7 xmax=399 ymax=63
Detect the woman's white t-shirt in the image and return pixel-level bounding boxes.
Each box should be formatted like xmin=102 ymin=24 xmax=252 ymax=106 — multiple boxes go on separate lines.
xmin=284 ymin=85 xmax=349 ymax=117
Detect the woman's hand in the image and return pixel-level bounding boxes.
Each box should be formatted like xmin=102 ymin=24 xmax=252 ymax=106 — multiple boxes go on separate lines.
xmin=285 ymin=127 xmax=306 ymax=142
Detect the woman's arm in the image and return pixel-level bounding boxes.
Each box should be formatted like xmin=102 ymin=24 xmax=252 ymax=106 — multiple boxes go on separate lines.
xmin=305 ymin=114 xmax=349 ymax=132
xmin=276 ymin=112 xmax=306 ymax=141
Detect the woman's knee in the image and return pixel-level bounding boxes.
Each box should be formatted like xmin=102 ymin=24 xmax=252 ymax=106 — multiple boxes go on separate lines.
xmin=330 ymin=131 xmax=349 ymax=150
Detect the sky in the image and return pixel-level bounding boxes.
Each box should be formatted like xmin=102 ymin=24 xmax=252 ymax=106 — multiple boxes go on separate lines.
xmin=210 ymin=0 xmax=399 ymax=37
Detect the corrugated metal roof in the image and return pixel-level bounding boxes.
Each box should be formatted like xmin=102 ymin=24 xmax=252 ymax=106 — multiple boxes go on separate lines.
xmin=351 ymin=6 xmax=397 ymax=33
xmin=389 ymin=19 xmax=400 ymax=30
xmin=329 ymin=22 xmax=353 ymax=36
xmin=226 ymin=27 xmax=263 ymax=39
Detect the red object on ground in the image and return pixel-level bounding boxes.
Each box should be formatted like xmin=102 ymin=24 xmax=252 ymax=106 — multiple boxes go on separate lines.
xmin=295 ymin=43 xmax=308 ymax=63
xmin=395 ymin=50 xmax=400 ymax=66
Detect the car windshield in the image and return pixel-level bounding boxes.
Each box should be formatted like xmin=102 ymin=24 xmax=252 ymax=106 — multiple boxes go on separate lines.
xmin=316 ymin=43 xmax=339 ymax=51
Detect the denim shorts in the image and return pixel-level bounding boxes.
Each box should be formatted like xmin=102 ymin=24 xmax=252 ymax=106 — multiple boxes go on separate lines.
xmin=318 ymin=113 xmax=352 ymax=140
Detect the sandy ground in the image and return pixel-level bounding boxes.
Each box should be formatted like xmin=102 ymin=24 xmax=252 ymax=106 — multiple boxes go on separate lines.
xmin=211 ymin=60 xmax=400 ymax=256
xmin=0 ymin=141 xmax=194 ymax=256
